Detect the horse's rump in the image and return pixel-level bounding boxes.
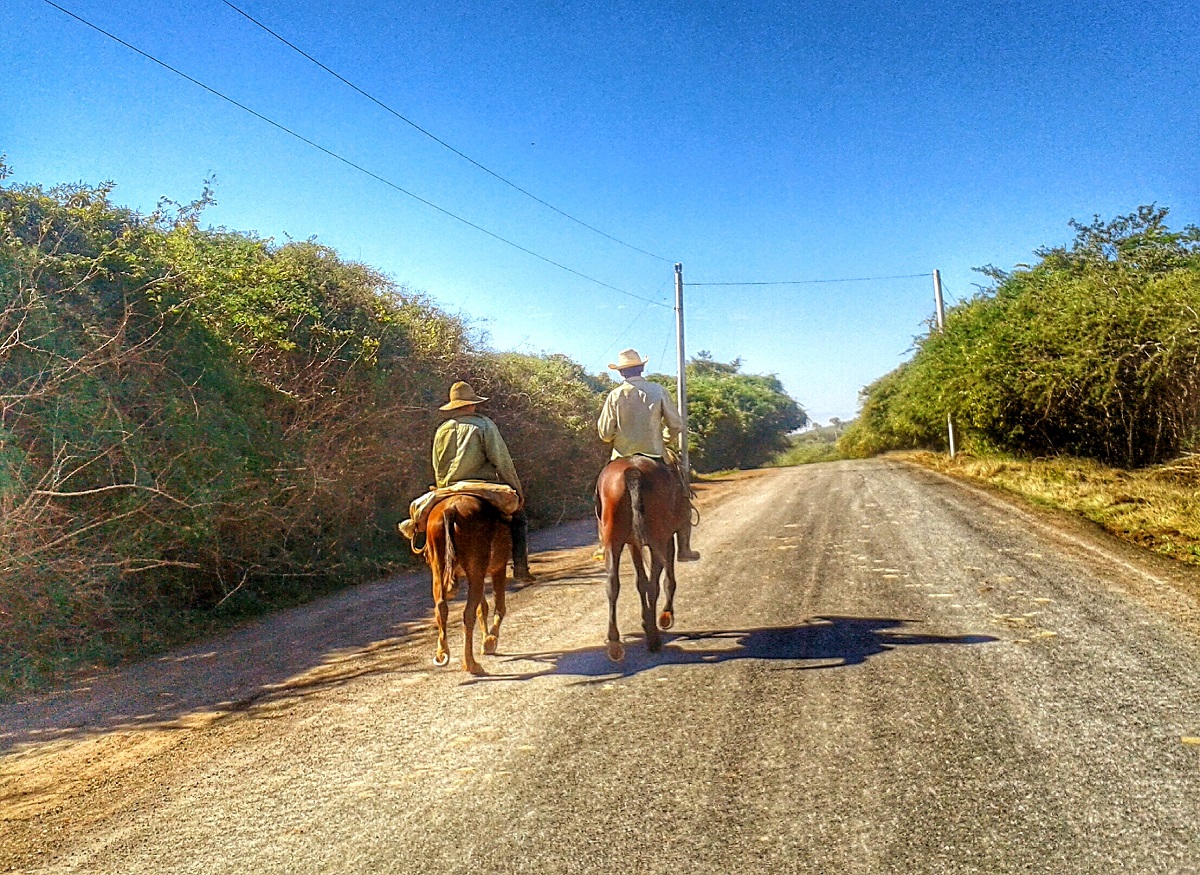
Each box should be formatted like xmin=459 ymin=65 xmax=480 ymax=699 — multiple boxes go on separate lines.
xmin=427 ymin=494 xmax=509 ymax=577
xmin=596 ymin=455 xmax=688 ymax=547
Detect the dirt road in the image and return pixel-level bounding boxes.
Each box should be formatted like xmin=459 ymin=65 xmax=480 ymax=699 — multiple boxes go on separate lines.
xmin=3 ymin=460 xmax=1199 ymax=873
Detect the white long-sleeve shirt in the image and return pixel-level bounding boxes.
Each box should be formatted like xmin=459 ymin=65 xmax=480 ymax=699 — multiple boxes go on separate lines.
xmin=597 ymin=376 xmax=683 ymax=459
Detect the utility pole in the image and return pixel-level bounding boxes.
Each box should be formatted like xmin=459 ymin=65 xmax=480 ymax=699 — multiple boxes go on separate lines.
xmin=674 ymin=262 xmax=690 ymax=476
xmin=933 ymin=269 xmax=957 ymax=458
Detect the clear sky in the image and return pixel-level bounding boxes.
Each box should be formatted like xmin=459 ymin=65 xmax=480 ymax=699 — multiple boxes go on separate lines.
xmin=3 ymin=0 xmax=1197 ymax=423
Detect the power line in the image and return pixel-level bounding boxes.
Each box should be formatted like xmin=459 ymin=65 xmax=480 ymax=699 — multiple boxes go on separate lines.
xmin=656 ymin=317 xmax=674 ymax=374
xmin=687 ymin=273 xmax=929 ymax=286
xmin=41 ymin=0 xmax=670 ymax=309
xmin=593 ymin=299 xmax=654 ymax=371
xmin=218 ymin=0 xmax=673 ymax=265
xmin=591 ymin=272 xmax=673 ymax=370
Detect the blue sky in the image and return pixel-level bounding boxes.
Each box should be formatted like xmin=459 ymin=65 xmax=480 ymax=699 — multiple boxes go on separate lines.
xmin=3 ymin=0 xmax=1197 ymax=423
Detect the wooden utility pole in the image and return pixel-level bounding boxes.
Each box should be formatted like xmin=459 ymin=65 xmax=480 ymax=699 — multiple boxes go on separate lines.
xmin=674 ymin=262 xmax=690 ymax=476
xmin=933 ymin=269 xmax=957 ymax=458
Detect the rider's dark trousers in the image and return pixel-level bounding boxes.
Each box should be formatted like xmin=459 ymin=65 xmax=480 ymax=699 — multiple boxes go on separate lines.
xmin=510 ymin=510 xmax=530 ymax=568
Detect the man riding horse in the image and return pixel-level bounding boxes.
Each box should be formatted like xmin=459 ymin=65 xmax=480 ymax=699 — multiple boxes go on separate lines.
xmin=597 ymin=348 xmax=700 ymax=561
xmin=430 ymin=381 xmax=534 ymax=581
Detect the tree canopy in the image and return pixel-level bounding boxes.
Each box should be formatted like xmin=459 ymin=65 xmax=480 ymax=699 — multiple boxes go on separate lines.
xmin=840 ymin=207 xmax=1200 ymax=467
xmin=652 ymin=352 xmax=807 ymax=472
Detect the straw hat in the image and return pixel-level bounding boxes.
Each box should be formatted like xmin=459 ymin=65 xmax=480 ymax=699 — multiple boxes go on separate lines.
xmin=608 ymin=348 xmax=649 ymax=371
xmin=440 ymin=381 xmax=488 ymax=411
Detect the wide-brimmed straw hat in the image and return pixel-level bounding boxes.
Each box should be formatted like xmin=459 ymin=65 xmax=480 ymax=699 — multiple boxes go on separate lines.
xmin=608 ymin=348 xmax=649 ymax=371
xmin=440 ymin=381 xmax=488 ymax=411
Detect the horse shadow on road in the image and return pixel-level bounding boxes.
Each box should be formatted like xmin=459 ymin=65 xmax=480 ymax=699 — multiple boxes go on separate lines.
xmin=476 ymin=616 xmax=998 ymax=684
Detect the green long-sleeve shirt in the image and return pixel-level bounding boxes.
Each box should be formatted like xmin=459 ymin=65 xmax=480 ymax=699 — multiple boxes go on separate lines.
xmin=432 ymin=413 xmax=523 ymax=494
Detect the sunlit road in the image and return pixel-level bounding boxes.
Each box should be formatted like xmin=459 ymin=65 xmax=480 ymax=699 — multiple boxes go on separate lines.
xmin=3 ymin=460 xmax=1199 ymax=874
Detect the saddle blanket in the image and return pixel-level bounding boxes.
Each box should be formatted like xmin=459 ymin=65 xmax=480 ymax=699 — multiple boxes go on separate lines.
xmin=397 ymin=481 xmax=521 ymax=543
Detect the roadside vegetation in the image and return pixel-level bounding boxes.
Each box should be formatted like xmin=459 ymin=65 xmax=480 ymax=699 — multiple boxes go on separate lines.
xmin=0 ymin=167 xmax=803 ymax=691
xmin=839 ymin=206 xmax=1200 ymax=467
xmin=839 ymin=205 xmax=1200 ymax=567
xmin=905 ymin=451 xmax=1200 ymax=567
xmin=650 ymin=352 xmax=807 ymax=472
xmin=769 ymin=421 xmax=845 ymax=466
xmin=0 ymin=168 xmax=608 ymax=689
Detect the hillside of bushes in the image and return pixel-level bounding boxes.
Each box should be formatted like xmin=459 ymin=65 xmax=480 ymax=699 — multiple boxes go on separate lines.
xmin=839 ymin=206 xmax=1200 ymax=466
xmin=0 ymin=170 xmax=614 ymax=688
xmin=0 ymin=167 xmax=804 ymax=690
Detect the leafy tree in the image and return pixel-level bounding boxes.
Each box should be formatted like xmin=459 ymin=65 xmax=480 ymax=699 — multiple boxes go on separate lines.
xmin=840 ymin=207 xmax=1200 ymax=466
xmin=651 ymin=353 xmax=807 ymax=472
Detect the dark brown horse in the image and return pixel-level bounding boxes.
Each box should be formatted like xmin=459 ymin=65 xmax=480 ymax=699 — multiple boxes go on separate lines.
xmin=595 ymin=454 xmax=691 ymax=661
xmin=424 ymin=494 xmax=512 ymax=674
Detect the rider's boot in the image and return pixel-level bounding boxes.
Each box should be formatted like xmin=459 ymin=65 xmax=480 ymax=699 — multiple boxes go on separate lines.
xmin=676 ymin=518 xmax=701 ymax=562
xmin=398 ymin=518 xmax=425 ymax=552
xmin=510 ymin=510 xmax=535 ymax=581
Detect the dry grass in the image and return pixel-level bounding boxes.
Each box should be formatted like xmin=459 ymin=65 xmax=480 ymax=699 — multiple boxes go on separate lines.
xmin=903 ymin=451 xmax=1200 ymax=566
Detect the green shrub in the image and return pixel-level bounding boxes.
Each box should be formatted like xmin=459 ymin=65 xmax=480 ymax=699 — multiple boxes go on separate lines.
xmin=0 ymin=171 xmax=611 ymax=690
xmin=651 ymin=353 xmax=807 ymax=472
xmin=842 ymin=207 xmax=1200 ymax=467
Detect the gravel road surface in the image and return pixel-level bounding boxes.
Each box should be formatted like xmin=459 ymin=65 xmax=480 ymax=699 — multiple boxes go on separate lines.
xmin=3 ymin=459 xmax=1199 ymax=874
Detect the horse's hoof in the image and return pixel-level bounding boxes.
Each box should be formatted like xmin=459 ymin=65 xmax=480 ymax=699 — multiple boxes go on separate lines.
xmin=433 ymin=650 xmax=450 ymax=667
xmin=465 ymin=661 xmax=486 ymax=676
xmin=658 ymin=611 xmax=674 ymax=630
xmin=647 ymin=636 xmax=662 ymax=653
xmin=483 ymin=635 xmax=498 ymax=655
xmin=606 ymin=641 xmax=625 ymax=662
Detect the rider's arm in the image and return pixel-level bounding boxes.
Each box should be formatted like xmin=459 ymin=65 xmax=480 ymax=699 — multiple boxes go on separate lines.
xmin=483 ymin=419 xmax=524 ymax=496
xmin=659 ymin=387 xmax=684 ymax=450
xmin=431 ymin=420 xmax=456 ymax=488
xmin=597 ymin=390 xmax=618 ymax=444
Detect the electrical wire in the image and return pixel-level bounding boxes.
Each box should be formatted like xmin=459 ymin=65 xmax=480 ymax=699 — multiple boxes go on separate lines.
xmin=592 ymin=300 xmax=653 ymax=371
xmin=218 ymin=0 xmax=673 ymax=264
xmin=687 ymin=273 xmax=929 ymax=286
xmin=656 ymin=317 xmax=674 ymax=374
xmin=41 ymin=0 xmax=671 ymax=309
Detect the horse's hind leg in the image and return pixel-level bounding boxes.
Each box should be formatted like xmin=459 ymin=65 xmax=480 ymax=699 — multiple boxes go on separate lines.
xmin=461 ymin=571 xmax=486 ymax=675
xmin=484 ymin=562 xmax=506 ymax=655
xmin=476 ymin=591 xmax=491 ymax=654
xmin=641 ymin=548 xmax=663 ymax=652
xmin=429 ymin=550 xmax=451 ymax=667
xmin=605 ymin=542 xmax=624 ymax=662
xmin=659 ymin=539 xmax=678 ymax=630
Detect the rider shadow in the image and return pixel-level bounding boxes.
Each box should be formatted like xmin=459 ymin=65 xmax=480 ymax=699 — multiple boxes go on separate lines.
xmin=482 ymin=616 xmax=997 ymax=683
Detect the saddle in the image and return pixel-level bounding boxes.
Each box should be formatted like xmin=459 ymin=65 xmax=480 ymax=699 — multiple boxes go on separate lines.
xmin=397 ymin=481 xmax=521 ymax=552
xmin=643 ymin=449 xmax=698 ymax=505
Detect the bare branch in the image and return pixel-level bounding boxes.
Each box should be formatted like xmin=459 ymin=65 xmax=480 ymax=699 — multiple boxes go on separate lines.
xmin=31 ymin=482 xmax=194 ymax=506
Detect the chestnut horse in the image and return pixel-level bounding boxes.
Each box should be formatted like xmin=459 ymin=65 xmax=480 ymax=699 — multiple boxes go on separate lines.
xmin=595 ymin=454 xmax=691 ymax=661
xmin=424 ymin=494 xmax=512 ymax=674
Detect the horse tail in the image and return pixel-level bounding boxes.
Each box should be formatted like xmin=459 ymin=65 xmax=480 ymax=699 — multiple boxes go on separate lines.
xmin=624 ymin=466 xmax=649 ymax=545
xmin=441 ymin=503 xmax=458 ymax=593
